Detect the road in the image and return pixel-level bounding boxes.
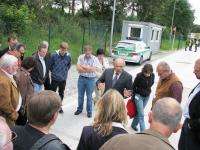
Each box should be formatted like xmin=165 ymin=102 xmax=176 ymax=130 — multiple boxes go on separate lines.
xmin=50 ymin=49 xmax=200 ymax=150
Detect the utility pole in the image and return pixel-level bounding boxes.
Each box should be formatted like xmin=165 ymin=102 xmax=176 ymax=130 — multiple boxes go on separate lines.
xmin=109 ymin=0 xmax=117 ymax=56
xmin=171 ymin=0 xmax=177 ymax=50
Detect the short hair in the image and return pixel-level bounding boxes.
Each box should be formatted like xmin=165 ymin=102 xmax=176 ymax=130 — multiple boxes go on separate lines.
xmin=38 ymin=42 xmax=47 ymax=51
xmin=96 ymin=48 xmax=104 ymax=56
xmin=93 ymin=89 xmax=127 ymax=136
xmin=60 ymin=42 xmax=69 ymax=49
xmin=21 ymin=57 xmax=36 ymax=70
xmin=195 ymin=58 xmax=200 ymax=65
xmin=157 ymin=61 xmax=171 ymax=71
xmin=84 ymin=45 xmax=92 ymax=51
xmin=142 ymin=63 xmax=153 ymax=73
xmin=0 ymin=117 xmax=8 ymax=148
xmin=27 ymin=90 xmax=62 ymax=127
xmin=10 ymin=43 xmax=25 ymax=51
xmin=114 ymin=58 xmax=126 ymax=67
xmin=7 ymin=35 xmax=17 ymax=42
xmin=152 ymin=97 xmax=182 ymax=130
xmin=0 ymin=53 xmax=18 ymax=69
xmin=42 ymin=41 xmax=49 ymax=47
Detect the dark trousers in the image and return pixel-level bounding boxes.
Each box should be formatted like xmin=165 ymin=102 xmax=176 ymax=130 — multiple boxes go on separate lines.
xmin=178 ymin=119 xmax=200 ymax=150
xmin=51 ymin=80 xmax=66 ymax=101
xmin=44 ymin=75 xmax=51 ymax=90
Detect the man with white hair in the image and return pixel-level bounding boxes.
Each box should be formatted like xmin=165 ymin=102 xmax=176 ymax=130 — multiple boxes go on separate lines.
xmin=0 ymin=117 xmax=14 ymax=150
xmin=0 ymin=54 xmax=20 ymax=126
xmin=100 ymin=97 xmax=182 ymax=150
xmin=152 ymin=61 xmax=183 ymax=106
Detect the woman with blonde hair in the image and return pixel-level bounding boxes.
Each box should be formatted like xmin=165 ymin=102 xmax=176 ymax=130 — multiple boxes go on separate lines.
xmin=77 ymin=89 xmax=128 ymax=150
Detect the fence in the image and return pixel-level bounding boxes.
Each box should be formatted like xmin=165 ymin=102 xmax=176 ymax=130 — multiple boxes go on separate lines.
xmin=0 ymin=19 xmax=121 ymax=63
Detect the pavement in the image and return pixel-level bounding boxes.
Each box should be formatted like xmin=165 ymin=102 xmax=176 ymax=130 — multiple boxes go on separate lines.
xmin=50 ymin=48 xmax=200 ymax=150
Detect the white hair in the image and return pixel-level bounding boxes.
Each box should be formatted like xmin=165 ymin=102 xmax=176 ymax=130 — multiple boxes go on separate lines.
xmin=0 ymin=54 xmax=18 ymax=69
xmin=42 ymin=41 xmax=49 ymax=48
xmin=152 ymin=97 xmax=182 ymax=130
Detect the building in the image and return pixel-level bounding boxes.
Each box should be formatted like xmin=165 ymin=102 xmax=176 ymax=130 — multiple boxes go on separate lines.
xmin=121 ymin=21 xmax=164 ymax=53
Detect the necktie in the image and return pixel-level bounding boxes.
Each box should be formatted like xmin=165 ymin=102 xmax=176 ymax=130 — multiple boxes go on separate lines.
xmin=112 ymin=73 xmax=118 ymax=87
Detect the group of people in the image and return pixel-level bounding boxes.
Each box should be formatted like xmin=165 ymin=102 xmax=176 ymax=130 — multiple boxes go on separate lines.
xmin=185 ymin=38 xmax=200 ymax=52
xmin=0 ymin=35 xmax=200 ymax=150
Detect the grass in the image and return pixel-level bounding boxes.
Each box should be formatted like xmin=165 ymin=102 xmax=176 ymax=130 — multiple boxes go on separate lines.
xmin=160 ymin=38 xmax=185 ymax=51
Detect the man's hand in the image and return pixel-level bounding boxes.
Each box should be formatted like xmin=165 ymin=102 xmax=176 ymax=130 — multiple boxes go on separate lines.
xmin=124 ymin=88 xmax=132 ymax=97
xmin=97 ymin=83 xmax=105 ymax=90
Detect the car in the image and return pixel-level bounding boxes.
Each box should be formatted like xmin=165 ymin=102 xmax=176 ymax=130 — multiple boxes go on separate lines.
xmin=111 ymin=40 xmax=152 ymax=65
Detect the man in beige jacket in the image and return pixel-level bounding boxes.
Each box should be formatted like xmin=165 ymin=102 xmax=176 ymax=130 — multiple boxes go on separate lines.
xmin=100 ymin=97 xmax=182 ymax=150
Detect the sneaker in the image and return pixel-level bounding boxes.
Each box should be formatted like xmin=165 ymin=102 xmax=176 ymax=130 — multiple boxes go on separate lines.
xmin=74 ymin=110 xmax=82 ymax=115
xmin=132 ymin=126 xmax=138 ymax=131
xmin=59 ymin=108 xmax=64 ymax=114
xmin=87 ymin=113 xmax=92 ymax=118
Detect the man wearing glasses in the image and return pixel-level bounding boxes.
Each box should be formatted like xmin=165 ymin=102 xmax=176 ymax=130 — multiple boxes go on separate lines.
xmin=0 ymin=116 xmax=17 ymax=150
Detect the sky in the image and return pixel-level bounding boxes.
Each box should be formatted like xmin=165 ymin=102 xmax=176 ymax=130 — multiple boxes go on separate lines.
xmin=188 ymin=0 xmax=200 ymax=25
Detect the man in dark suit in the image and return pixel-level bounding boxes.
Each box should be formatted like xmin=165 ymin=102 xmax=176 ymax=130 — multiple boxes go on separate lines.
xmin=178 ymin=58 xmax=200 ymax=150
xmin=97 ymin=58 xmax=132 ymax=97
xmin=0 ymin=35 xmax=18 ymax=58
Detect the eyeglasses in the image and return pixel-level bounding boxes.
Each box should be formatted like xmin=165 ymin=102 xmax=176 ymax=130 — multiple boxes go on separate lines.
xmin=3 ymin=131 xmax=17 ymax=148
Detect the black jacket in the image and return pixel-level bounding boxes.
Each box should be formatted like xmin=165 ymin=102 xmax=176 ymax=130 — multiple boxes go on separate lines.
xmin=30 ymin=52 xmax=48 ymax=85
xmin=188 ymin=83 xmax=200 ymax=141
xmin=77 ymin=125 xmax=128 ymax=150
xmin=132 ymin=72 xmax=155 ymax=97
xmin=0 ymin=47 xmax=9 ymax=58
xmin=97 ymin=68 xmax=132 ymax=97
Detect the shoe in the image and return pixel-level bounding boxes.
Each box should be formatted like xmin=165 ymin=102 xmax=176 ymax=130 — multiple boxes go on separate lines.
xmin=132 ymin=126 xmax=138 ymax=131
xmin=87 ymin=113 xmax=92 ymax=118
xmin=59 ymin=108 xmax=64 ymax=114
xmin=74 ymin=110 xmax=82 ymax=115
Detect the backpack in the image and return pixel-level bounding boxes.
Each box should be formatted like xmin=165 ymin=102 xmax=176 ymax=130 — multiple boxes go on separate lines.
xmin=30 ymin=134 xmax=70 ymax=150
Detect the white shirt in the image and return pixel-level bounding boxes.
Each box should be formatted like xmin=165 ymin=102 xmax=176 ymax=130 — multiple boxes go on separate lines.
xmin=39 ymin=54 xmax=46 ymax=77
xmin=183 ymin=83 xmax=200 ymax=119
xmin=112 ymin=71 xmax=121 ymax=80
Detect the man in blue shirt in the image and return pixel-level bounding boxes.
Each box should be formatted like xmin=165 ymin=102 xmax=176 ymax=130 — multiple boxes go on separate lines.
xmin=50 ymin=42 xmax=71 ymax=113
xmin=74 ymin=45 xmax=97 ymax=118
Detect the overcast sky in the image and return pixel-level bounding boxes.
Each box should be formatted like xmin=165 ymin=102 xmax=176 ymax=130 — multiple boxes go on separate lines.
xmin=188 ymin=0 xmax=200 ymax=25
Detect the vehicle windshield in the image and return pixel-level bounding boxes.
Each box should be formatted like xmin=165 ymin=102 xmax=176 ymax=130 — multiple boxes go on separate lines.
xmin=115 ymin=42 xmax=136 ymax=50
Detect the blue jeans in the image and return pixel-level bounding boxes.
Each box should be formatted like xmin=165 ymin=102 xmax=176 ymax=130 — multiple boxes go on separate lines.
xmin=131 ymin=94 xmax=149 ymax=132
xmin=77 ymin=76 xmax=95 ymax=114
xmin=33 ymin=83 xmax=43 ymax=93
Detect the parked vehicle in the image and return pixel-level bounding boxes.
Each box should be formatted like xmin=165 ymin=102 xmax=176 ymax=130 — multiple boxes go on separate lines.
xmin=112 ymin=40 xmax=152 ymax=65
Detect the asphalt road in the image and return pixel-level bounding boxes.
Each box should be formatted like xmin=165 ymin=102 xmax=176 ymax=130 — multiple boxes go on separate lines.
xmin=50 ymin=49 xmax=200 ymax=150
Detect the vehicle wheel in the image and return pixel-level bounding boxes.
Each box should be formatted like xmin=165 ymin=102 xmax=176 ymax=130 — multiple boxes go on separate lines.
xmin=147 ymin=52 xmax=152 ymax=61
xmin=138 ymin=56 xmax=143 ymax=65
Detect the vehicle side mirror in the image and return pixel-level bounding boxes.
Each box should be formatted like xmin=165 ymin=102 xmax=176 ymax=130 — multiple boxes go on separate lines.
xmin=145 ymin=46 xmax=150 ymax=49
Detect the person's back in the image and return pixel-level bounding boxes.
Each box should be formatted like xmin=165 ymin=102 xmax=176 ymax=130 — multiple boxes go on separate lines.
xmin=100 ymin=129 xmax=174 ymax=150
xmin=12 ymin=90 xmax=71 ymax=150
xmin=100 ymin=97 xmax=182 ymax=150
xmin=77 ymin=125 xmax=127 ymax=150
xmin=12 ymin=124 xmax=69 ymax=150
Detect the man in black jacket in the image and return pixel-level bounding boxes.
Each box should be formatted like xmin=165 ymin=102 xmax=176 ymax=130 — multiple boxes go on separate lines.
xmin=0 ymin=35 xmax=18 ymax=58
xmin=12 ymin=90 xmax=70 ymax=150
xmin=30 ymin=43 xmax=48 ymax=93
xmin=178 ymin=58 xmax=200 ymax=150
xmin=97 ymin=58 xmax=132 ymax=97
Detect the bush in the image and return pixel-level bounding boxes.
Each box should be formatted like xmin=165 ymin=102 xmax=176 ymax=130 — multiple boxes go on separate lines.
xmin=0 ymin=5 xmax=35 ymax=34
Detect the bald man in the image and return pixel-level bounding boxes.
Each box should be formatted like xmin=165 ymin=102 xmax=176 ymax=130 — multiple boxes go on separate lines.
xmin=0 ymin=117 xmax=13 ymax=150
xmin=97 ymin=58 xmax=132 ymax=97
xmin=100 ymin=97 xmax=182 ymax=150
xmin=178 ymin=58 xmax=200 ymax=150
xmin=152 ymin=61 xmax=183 ymax=106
